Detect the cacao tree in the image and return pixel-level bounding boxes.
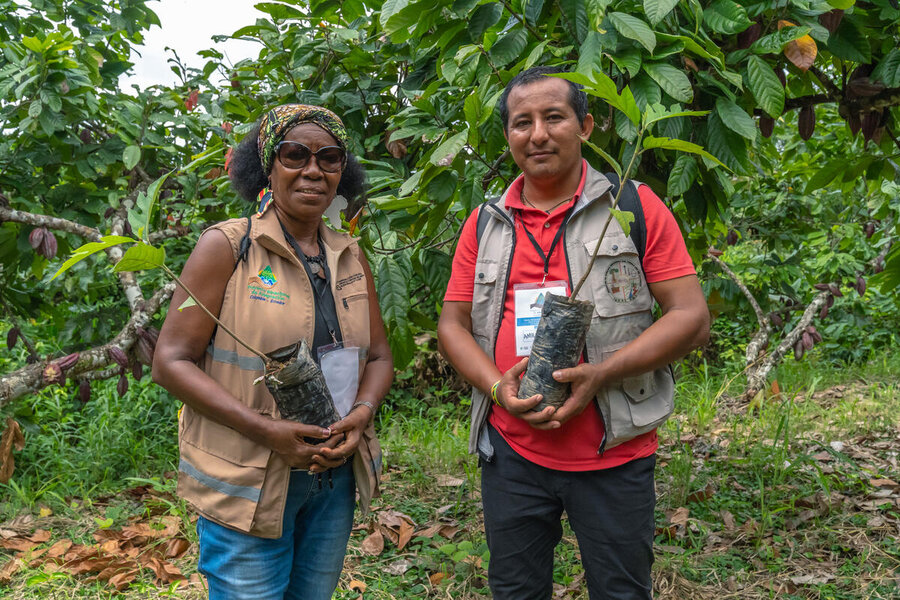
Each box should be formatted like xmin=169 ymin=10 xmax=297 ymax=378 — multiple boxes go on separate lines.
xmin=3 ymin=0 xmax=900 ymax=405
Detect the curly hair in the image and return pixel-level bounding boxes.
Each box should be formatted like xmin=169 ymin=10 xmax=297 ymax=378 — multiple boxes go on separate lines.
xmin=229 ymin=120 xmax=366 ymax=204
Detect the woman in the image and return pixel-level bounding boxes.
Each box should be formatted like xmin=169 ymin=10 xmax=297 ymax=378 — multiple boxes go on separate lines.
xmin=152 ymin=104 xmax=393 ymax=600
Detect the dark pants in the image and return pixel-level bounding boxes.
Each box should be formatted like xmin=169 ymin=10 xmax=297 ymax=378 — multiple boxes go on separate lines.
xmin=481 ymin=425 xmax=655 ymax=600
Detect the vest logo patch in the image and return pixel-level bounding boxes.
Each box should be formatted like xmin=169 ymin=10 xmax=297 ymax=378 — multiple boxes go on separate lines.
xmin=247 ymin=265 xmax=290 ymax=306
xmin=605 ymin=260 xmax=643 ymax=303
xmin=257 ymin=265 xmax=277 ymax=287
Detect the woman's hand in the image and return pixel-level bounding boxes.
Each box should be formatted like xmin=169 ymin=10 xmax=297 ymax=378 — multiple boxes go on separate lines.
xmin=310 ymin=405 xmax=372 ymax=473
xmin=265 ymin=419 xmax=339 ymax=470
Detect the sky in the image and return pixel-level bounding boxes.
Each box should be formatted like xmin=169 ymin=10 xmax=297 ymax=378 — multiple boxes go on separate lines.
xmin=121 ymin=0 xmax=264 ymax=91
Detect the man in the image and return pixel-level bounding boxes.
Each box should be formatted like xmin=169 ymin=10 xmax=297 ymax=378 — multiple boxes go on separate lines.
xmin=437 ymin=65 xmax=710 ymax=599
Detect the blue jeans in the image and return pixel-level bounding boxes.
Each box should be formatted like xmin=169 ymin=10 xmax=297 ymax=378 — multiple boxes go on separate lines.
xmin=197 ymin=463 xmax=356 ymax=600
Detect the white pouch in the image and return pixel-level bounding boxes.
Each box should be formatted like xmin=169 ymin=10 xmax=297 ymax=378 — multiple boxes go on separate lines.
xmin=318 ymin=343 xmax=361 ymax=418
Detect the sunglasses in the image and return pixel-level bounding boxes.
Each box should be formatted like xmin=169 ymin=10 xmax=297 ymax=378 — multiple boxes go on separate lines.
xmin=275 ymin=141 xmax=346 ymax=173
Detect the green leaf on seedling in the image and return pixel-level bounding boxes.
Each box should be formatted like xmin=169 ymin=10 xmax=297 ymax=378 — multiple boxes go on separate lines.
xmin=177 ymin=297 xmax=197 ymax=312
xmin=113 ymin=243 xmax=166 ymax=272
xmin=582 ymin=138 xmax=622 ymax=177
xmin=643 ymin=135 xmax=730 ymax=170
xmin=610 ymin=208 xmax=635 ymax=236
xmin=94 ymin=517 xmax=114 ymax=529
xmin=51 ymin=236 xmax=136 ymax=280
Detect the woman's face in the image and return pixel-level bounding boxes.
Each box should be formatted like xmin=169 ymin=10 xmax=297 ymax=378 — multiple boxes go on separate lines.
xmin=269 ymin=123 xmax=343 ymax=223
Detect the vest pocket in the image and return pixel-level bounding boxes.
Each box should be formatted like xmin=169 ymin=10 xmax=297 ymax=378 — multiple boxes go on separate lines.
xmin=471 ymin=259 xmax=499 ymax=339
xmin=582 ymin=234 xmax=652 ymax=317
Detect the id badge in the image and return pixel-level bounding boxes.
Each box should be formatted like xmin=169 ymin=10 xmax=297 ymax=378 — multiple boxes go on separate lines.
xmin=317 ymin=342 xmax=361 ymax=418
xmin=513 ymin=280 xmax=568 ymax=356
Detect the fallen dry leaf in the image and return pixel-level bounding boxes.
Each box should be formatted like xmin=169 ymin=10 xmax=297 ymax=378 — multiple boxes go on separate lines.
xmin=0 ymin=558 xmax=23 ymax=584
xmin=439 ymin=524 xmax=459 ymax=539
xmin=0 ymin=418 xmax=24 ymax=484
xmin=1 ymin=538 xmax=38 ymax=552
xmin=668 ymin=507 xmax=689 ymax=527
xmin=108 ymin=568 xmax=138 ymax=591
xmin=870 ymin=478 xmax=898 ymax=488
xmin=686 ymin=483 xmax=715 ymax=504
xmin=27 ymin=529 xmax=50 ymax=543
xmin=435 ymin=474 xmax=465 ymax=487
xmin=384 ymin=558 xmax=412 ymax=575
xmin=349 ymin=579 xmax=367 ymax=592
xmin=396 ymin=519 xmax=415 ymax=550
xmin=429 ymin=572 xmax=448 ymax=586
xmin=46 ymin=539 xmax=72 ymax=558
xmin=165 ymin=537 xmax=190 ymax=559
xmin=360 ymin=530 xmax=384 ymax=555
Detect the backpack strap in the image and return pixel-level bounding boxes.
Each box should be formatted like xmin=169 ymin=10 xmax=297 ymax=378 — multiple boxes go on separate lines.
xmin=604 ymin=172 xmax=647 ymax=266
xmin=475 ymin=195 xmax=503 ymax=245
xmin=232 ymin=216 xmax=252 ymax=274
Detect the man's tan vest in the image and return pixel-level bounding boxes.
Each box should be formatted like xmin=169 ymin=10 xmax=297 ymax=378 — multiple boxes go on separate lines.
xmin=177 ymin=206 xmax=381 ymax=539
xmin=468 ymin=164 xmax=675 ymax=458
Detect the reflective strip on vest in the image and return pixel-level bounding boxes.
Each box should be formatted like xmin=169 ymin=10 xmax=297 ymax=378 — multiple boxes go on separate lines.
xmin=207 ymin=344 xmax=266 ymax=371
xmin=179 ymin=458 xmax=262 ymax=503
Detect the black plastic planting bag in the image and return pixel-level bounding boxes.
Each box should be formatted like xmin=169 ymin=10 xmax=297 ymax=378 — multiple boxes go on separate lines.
xmin=518 ymin=292 xmax=593 ymax=410
xmin=265 ymin=339 xmax=340 ymax=429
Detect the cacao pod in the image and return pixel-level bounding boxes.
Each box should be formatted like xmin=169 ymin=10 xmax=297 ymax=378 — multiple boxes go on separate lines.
xmin=42 ymin=362 xmax=64 ymax=386
xmin=814 ymin=283 xmax=830 ymax=291
xmin=132 ymin=361 xmax=143 ymax=381
xmin=874 ymin=256 xmax=885 ymax=274
xmin=103 ymin=207 xmax=116 ymax=219
xmin=818 ymin=9 xmax=843 ymax=34
xmin=57 ymin=352 xmax=79 ymax=372
xmin=7 ymin=327 xmax=19 ymax=349
xmin=135 ymin=336 xmax=154 ymax=366
xmin=848 ymin=77 xmax=885 ymax=98
xmin=776 ymin=68 xmax=786 ymax=88
xmin=769 ymin=313 xmax=783 ymax=328
xmin=108 ymin=346 xmax=129 ymax=367
xmin=802 ymin=331 xmax=814 ymax=350
xmin=79 ymin=129 xmax=91 ymax=144
xmin=41 ymin=230 xmax=57 ymax=259
xmin=708 ymin=248 xmax=723 ymax=257
xmin=794 ymin=339 xmax=804 ymax=360
xmin=848 ymin=113 xmax=861 ymax=136
xmin=726 ymin=230 xmax=738 ymax=246
xmin=117 ymin=374 xmax=129 ymax=396
xmin=819 ymin=304 xmax=828 ymax=319
xmin=864 ymin=222 xmax=875 ymax=238
xmin=827 ymin=294 xmax=835 ymax=308
xmin=861 ymin=111 xmax=880 ymax=142
xmin=78 ymin=380 xmax=91 ymax=403
xmin=856 ymin=275 xmax=866 ymax=297
xmin=737 ymin=22 xmax=762 ymax=49
xmin=828 ymin=284 xmax=842 ymax=298
xmin=807 ymin=326 xmax=822 ymax=344
xmin=759 ymin=115 xmax=775 ymax=138
xmin=798 ymin=106 xmax=815 ymax=141
xmin=28 ymin=228 xmax=45 ymax=250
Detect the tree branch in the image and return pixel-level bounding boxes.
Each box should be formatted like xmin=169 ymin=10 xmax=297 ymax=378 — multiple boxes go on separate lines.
xmin=0 ymin=206 xmax=102 ymax=242
xmin=743 ymin=290 xmax=829 ymax=401
xmin=0 ymin=282 xmax=175 ymax=407
xmin=706 ymin=250 xmax=771 ymax=365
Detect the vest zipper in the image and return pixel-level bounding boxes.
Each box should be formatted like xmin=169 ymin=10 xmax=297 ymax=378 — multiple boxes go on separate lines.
xmin=342 ymin=293 xmax=367 ymax=310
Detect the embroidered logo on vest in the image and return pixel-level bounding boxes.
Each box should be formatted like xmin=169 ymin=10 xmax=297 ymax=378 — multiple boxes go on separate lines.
xmin=257 ymin=265 xmax=277 ymax=287
xmin=605 ymin=260 xmax=643 ymax=303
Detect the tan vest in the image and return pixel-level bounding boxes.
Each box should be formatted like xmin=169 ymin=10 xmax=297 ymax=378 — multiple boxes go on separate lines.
xmin=468 ymin=164 xmax=675 ymax=457
xmin=177 ymin=206 xmax=382 ymax=539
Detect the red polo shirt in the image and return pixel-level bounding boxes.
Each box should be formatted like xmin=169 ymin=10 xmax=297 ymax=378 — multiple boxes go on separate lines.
xmin=444 ymin=162 xmax=696 ymax=470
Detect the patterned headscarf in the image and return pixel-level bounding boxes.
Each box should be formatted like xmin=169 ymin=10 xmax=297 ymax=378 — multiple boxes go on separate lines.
xmin=257 ymin=104 xmax=350 ymax=175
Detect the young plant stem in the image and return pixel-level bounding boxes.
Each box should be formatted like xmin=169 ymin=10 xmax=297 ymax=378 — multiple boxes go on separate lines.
xmin=569 ymin=126 xmax=645 ymax=301
xmin=160 ymin=265 xmax=270 ymax=364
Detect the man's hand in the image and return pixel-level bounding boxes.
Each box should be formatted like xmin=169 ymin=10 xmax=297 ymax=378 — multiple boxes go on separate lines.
xmin=498 ymin=357 xmax=560 ymax=430
xmin=312 ymin=405 xmax=372 ymax=473
xmin=550 ymin=362 xmax=605 ymax=425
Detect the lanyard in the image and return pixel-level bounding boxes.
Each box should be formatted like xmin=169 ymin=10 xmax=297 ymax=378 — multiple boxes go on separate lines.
xmin=279 ymin=221 xmax=340 ymax=345
xmin=517 ymin=208 xmax=574 ymax=285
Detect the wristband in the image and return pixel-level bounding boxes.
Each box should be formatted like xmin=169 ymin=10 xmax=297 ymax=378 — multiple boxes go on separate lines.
xmin=490 ymin=380 xmax=502 ymax=406
xmin=351 ymin=401 xmax=376 ymax=416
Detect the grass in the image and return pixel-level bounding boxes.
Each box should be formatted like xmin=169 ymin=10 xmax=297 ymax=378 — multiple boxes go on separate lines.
xmin=1 ymin=347 xmax=899 ymax=598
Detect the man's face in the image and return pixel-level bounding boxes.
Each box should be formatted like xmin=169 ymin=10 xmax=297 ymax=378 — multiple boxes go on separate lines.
xmin=503 ymin=77 xmax=593 ymax=183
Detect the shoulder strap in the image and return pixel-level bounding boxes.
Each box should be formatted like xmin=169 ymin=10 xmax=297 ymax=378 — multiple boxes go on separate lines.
xmin=604 ymin=172 xmax=646 ymax=266
xmin=475 ymin=195 xmax=502 ymax=246
xmin=232 ymin=217 xmax=252 ymax=274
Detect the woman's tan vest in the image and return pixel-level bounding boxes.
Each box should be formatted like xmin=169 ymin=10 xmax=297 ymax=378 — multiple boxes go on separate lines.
xmin=177 ymin=207 xmax=382 ymax=539
xmin=468 ymin=164 xmax=676 ymax=458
